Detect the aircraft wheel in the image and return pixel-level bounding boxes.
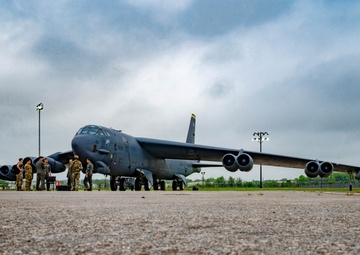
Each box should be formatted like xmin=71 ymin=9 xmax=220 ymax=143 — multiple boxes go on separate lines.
xmin=135 ymin=178 xmax=142 ymax=191
xmin=153 ymin=180 xmax=159 ymax=190
xmin=172 ymin=181 xmax=177 ymax=191
xmin=144 ymin=181 xmax=150 ymax=191
xmin=110 ymin=176 xmax=117 ymax=191
xmin=119 ymin=178 xmax=126 ymax=191
xmin=160 ymin=181 xmax=166 ymax=191
xmin=179 ymin=182 xmax=184 ymax=191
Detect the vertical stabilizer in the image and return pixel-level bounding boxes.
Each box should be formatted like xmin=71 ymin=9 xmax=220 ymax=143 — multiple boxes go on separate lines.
xmin=186 ymin=114 xmax=196 ymax=144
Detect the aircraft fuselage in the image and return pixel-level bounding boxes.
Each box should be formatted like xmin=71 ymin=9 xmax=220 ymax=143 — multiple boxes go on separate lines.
xmin=71 ymin=125 xmax=197 ymax=180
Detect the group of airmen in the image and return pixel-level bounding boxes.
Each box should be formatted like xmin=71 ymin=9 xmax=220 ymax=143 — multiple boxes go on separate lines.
xmin=66 ymin=155 xmax=94 ymax=191
xmin=15 ymin=157 xmax=52 ymax=191
xmin=14 ymin=155 xmax=94 ymax=191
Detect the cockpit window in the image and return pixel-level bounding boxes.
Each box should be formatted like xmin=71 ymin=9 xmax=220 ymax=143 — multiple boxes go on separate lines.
xmin=76 ymin=125 xmax=110 ymax=136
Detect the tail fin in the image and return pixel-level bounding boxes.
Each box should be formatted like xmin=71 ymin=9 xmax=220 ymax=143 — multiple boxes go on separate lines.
xmin=186 ymin=114 xmax=196 ymax=144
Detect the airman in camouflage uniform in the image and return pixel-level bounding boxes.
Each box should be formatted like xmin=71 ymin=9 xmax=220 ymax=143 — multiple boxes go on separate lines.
xmin=84 ymin=159 xmax=94 ymax=191
xmin=44 ymin=158 xmax=52 ymax=191
xmin=24 ymin=159 xmax=33 ymax=191
xmin=71 ymin=155 xmax=83 ymax=191
xmin=35 ymin=157 xmax=45 ymax=191
xmin=15 ymin=158 xmax=24 ymax=191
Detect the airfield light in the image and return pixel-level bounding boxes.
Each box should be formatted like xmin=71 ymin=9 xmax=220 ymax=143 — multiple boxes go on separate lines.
xmin=36 ymin=103 xmax=44 ymax=156
xmin=201 ymin=171 xmax=205 ymax=188
xmin=252 ymin=132 xmax=269 ymax=189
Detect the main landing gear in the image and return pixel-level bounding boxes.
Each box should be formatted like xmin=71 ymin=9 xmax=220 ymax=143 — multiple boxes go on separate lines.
xmin=153 ymin=180 xmax=166 ymax=191
xmin=171 ymin=179 xmax=184 ymax=191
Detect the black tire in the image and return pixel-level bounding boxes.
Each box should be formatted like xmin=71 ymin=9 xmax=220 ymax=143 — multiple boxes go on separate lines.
xmin=160 ymin=181 xmax=166 ymax=191
xmin=135 ymin=178 xmax=142 ymax=191
xmin=119 ymin=178 xmax=126 ymax=191
xmin=144 ymin=181 xmax=150 ymax=191
xmin=172 ymin=180 xmax=177 ymax=191
xmin=110 ymin=176 xmax=117 ymax=191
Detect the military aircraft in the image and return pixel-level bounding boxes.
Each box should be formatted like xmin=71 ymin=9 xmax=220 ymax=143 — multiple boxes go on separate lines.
xmin=1 ymin=114 xmax=360 ymax=190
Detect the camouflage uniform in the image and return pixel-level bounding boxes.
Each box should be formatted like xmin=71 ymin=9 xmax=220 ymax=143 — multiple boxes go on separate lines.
xmin=15 ymin=159 xmax=24 ymax=191
xmin=44 ymin=160 xmax=52 ymax=191
xmin=84 ymin=160 xmax=94 ymax=191
xmin=71 ymin=156 xmax=83 ymax=191
xmin=24 ymin=161 xmax=33 ymax=191
xmin=35 ymin=159 xmax=45 ymax=191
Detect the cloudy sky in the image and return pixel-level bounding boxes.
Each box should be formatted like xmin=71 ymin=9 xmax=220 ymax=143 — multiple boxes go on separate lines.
xmin=1 ymin=0 xmax=360 ymax=181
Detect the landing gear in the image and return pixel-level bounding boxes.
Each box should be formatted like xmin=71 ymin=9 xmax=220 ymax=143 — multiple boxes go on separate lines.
xmin=348 ymin=171 xmax=354 ymax=192
xmin=110 ymin=175 xmax=117 ymax=191
xmin=119 ymin=178 xmax=126 ymax=191
xmin=153 ymin=180 xmax=166 ymax=191
xmin=134 ymin=177 xmax=150 ymax=191
xmin=172 ymin=180 xmax=184 ymax=191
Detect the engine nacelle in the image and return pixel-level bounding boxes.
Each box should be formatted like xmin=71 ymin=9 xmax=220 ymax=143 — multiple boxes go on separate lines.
xmin=222 ymin=152 xmax=254 ymax=172
xmin=318 ymin=162 xmax=333 ymax=178
xmin=305 ymin=161 xmax=333 ymax=178
xmin=222 ymin=154 xmax=238 ymax=172
xmin=236 ymin=153 xmax=253 ymax=172
xmin=305 ymin=161 xmax=320 ymax=178
xmin=0 ymin=165 xmax=16 ymax=181
xmin=47 ymin=158 xmax=66 ymax=173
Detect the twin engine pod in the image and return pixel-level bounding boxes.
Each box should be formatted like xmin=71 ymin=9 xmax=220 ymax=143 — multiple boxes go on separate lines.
xmin=305 ymin=161 xmax=334 ymax=178
xmin=222 ymin=152 xmax=254 ymax=172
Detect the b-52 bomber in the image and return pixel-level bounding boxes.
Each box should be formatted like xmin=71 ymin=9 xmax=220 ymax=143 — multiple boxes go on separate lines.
xmin=1 ymin=114 xmax=360 ymax=190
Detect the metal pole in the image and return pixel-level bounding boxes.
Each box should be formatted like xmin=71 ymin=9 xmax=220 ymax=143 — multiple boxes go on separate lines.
xmin=253 ymin=132 xmax=269 ymax=189
xmin=36 ymin=103 xmax=43 ymax=157
xmin=38 ymin=109 xmax=41 ymax=157
xmin=259 ymin=137 xmax=263 ymax=189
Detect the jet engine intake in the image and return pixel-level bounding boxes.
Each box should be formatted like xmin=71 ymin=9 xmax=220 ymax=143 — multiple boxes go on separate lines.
xmin=318 ymin=162 xmax=333 ymax=178
xmin=305 ymin=161 xmax=333 ymax=178
xmin=222 ymin=152 xmax=254 ymax=172
xmin=304 ymin=161 xmax=320 ymax=178
xmin=236 ymin=153 xmax=253 ymax=172
xmin=0 ymin=165 xmax=16 ymax=181
xmin=222 ymin=154 xmax=238 ymax=172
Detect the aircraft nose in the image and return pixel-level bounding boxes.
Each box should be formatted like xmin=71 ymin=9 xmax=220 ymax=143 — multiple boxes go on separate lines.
xmin=71 ymin=135 xmax=95 ymax=156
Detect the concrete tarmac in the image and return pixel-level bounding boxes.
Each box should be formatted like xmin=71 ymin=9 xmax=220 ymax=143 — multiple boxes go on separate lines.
xmin=1 ymin=190 xmax=360 ymax=254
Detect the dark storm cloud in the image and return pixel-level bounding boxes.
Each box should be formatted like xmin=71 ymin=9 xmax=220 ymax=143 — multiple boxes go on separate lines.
xmin=1 ymin=0 xmax=360 ymax=182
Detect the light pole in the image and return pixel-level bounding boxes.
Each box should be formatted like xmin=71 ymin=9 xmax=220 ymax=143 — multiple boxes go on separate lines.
xmin=252 ymin=132 xmax=269 ymax=189
xmin=36 ymin=103 xmax=44 ymax=157
xmin=201 ymin=171 xmax=205 ymax=188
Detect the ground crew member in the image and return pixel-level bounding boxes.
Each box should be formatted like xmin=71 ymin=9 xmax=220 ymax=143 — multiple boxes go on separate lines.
xmin=35 ymin=157 xmax=45 ymax=191
xmin=15 ymin=158 xmax=24 ymax=191
xmin=71 ymin=155 xmax=83 ymax=191
xmin=44 ymin=158 xmax=52 ymax=191
xmin=67 ymin=159 xmax=73 ymax=187
xmin=24 ymin=159 xmax=33 ymax=191
xmin=84 ymin=159 xmax=94 ymax=191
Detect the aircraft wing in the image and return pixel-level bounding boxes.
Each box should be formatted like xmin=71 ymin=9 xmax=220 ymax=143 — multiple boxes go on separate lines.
xmin=0 ymin=150 xmax=74 ymax=181
xmin=136 ymin=138 xmax=360 ymax=173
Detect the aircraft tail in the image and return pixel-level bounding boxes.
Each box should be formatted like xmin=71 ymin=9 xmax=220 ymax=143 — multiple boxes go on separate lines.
xmin=186 ymin=114 xmax=196 ymax=144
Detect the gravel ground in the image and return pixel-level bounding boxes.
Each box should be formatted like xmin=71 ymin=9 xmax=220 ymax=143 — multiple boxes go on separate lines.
xmin=1 ymin=190 xmax=360 ymax=255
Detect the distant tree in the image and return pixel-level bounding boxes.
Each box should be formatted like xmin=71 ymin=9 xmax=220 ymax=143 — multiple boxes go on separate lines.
xmin=235 ymin=178 xmax=242 ymax=187
xmin=228 ymin=176 xmax=235 ymax=187
xmin=214 ymin=176 xmax=225 ymax=187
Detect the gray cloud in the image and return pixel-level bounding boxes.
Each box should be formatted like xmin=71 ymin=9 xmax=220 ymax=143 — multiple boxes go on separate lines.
xmin=1 ymin=0 xmax=360 ymax=181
